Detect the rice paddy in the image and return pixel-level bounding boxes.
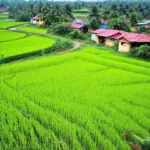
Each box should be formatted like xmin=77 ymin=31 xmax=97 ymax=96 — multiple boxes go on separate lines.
xmin=18 ymin=25 xmax=47 ymax=34
xmin=0 ymin=46 xmax=150 ymax=149
xmin=0 ymin=29 xmax=26 ymax=42
xmin=0 ymin=19 xmax=27 ymax=29
xmin=0 ymin=13 xmax=8 ymax=19
xmin=0 ymin=35 xmax=55 ymax=58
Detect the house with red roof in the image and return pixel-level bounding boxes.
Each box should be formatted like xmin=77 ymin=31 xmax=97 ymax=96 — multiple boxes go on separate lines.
xmin=71 ymin=18 xmax=88 ymax=33
xmin=99 ymin=18 xmax=109 ymax=29
xmin=91 ymin=28 xmax=126 ymax=47
xmin=0 ymin=8 xmax=8 ymax=13
xmin=91 ymin=28 xmax=150 ymax=52
xmin=119 ymin=33 xmax=150 ymax=52
xmin=31 ymin=16 xmax=43 ymax=25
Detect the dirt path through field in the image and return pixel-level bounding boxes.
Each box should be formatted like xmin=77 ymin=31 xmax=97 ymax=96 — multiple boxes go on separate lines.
xmin=8 ymin=25 xmax=81 ymax=51
xmin=1 ymin=25 xmax=81 ymax=64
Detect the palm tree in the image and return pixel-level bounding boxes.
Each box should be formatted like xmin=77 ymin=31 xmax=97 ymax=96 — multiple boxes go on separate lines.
xmin=130 ymin=12 xmax=138 ymax=26
xmin=88 ymin=6 xmax=100 ymax=19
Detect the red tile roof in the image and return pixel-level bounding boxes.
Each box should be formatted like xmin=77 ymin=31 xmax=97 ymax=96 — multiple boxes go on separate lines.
xmin=32 ymin=16 xmax=41 ymax=20
xmin=71 ymin=23 xmax=83 ymax=29
xmin=97 ymin=30 xmax=122 ymax=37
xmin=73 ymin=18 xmax=87 ymax=24
xmin=121 ymin=33 xmax=150 ymax=43
xmin=145 ymin=26 xmax=150 ymax=29
xmin=92 ymin=29 xmax=126 ymax=38
xmin=92 ymin=28 xmax=150 ymax=43
xmin=0 ymin=8 xmax=7 ymax=13
xmin=100 ymin=18 xmax=108 ymax=24
xmin=91 ymin=28 xmax=108 ymax=34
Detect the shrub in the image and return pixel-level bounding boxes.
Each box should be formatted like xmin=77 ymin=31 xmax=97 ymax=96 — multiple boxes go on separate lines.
xmin=131 ymin=44 xmax=150 ymax=59
xmin=69 ymin=30 xmax=86 ymax=39
xmin=114 ymin=41 xmax=119 ymax=51
xmin=45 ymin=38 xmax=73 ymax=53
xmin=139 ymin=26 xmax=147 ymax=32
xmin=48 ymin=23 xmax=72 ymax=35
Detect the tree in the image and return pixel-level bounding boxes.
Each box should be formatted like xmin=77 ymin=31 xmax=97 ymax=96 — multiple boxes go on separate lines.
xmin=88 ymin=6 xmax=100 ymax=30
xmin=109 ymin=17 xmax=130 ymax=31
xmin=129 ymin=12 xmax=138 ymax=26
xmin=131 ymin=45 xmax=150 ymax=59
xmin=63 ymin=4 xmax=73 ymax=22
xmin=88 ymin=6 xmax=100 ymax=19
xmin=88 ymin=17 xmax=100 ymax=30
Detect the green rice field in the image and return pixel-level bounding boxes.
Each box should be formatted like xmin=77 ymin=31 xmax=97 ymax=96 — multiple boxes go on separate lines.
xmin=0 ymin=35 xmax=55 ymax=58
xmin=0 ymin=47 xmax=150 ymax=149
xmin=18 ymin=25 xmax=47 ymax=34
xmin=0 ymin=29 xmax=26 ymax=42
xmin=0 ymin=19 xmax=27 ymax=29
xmin=0 ymin=13 xmax=8 ymax=19
xmin=73 ymin=13 xmax=88 ymax=18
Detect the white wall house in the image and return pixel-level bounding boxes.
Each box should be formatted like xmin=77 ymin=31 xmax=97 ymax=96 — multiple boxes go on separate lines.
xmin=91 ymin=34 xmax=97 ymax=41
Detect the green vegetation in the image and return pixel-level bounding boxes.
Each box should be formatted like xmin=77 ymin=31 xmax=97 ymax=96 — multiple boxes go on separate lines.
xmin=0 ymin=35 xmax=55 ymax=58
xmin=0 ymin=20 xmax=27 ymax=29
xmin=0 ymin=29 xmax=26 ymax=42
xmin=48 ymin=23 xmax=72 ymax=35
xmin=18 ymin=25 xmax=47 ymax=34
xmin=131 ymin=45 xmax=150 ymax=59
xmin=0 ymin=47 xmax=150 ymax=149
xmin=73 ymin=13 xmax=88 ymax=18
xmin=0 ymin=13 xmax=8 ymax=19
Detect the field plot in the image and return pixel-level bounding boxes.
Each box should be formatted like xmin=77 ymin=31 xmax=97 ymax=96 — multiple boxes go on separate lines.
xmin=0 ymin=13 xmax=8 ymax=19
xmin=0 ymin=29 xmax=26 ymax=42
xmin=0 ymin=35 xmax=55 ymax=58
xmin=0 ymin=47 xmax=150 ymax=149
xmin=18 ymin=25 xmax=47 ymax=34
xmin=73 ymin=13 xmax=88 ymax=18
xmin=0 ymin=19 xmax=27 ymax=29
xmin=73 ymin=8 xmax=89 ymax=18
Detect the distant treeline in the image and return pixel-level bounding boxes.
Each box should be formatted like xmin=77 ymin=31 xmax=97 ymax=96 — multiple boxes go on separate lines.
xmin=1 ymin=0 xmax=150 ymax=31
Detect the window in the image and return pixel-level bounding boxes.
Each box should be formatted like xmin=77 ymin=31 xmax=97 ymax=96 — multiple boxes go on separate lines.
xmin=121 ymin=42 xmax=127 ymax=46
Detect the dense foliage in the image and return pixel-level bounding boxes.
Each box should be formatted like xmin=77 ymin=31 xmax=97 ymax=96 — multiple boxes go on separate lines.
xmin=48 ymin=23 xmax=72 ymax=35
xmin=2 ymin=0 xmax=149 ymax=30
xmin=131 ymin=45 xmax=150 ymax=59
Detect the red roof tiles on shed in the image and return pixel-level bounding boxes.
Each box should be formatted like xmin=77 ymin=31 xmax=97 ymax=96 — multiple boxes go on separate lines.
xmin=71 ymin=23 xmax=83 ymax=29
xmin=100 ymin=18 xmax=108 ymax=24
xmin=120 ymin=33 xmax=150 ymax=43
xmin=0 ymin=8 xmax=7 ymax=13
xmin=92 ymin=28 xmax=150 ymax=43
xmin=145 ymin=26 xmax=150 ymax=29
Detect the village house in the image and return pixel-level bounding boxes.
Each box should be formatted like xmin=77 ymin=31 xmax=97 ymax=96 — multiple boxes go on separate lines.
xmin=118 ymin=33 xmax=150 ymax=52
xmin=91 ymin=29 xmax=126 ymax=46
xmin=99 ymin=18 xmax=108 ymax=29
xmin=31 ymin=16 xmax=43 ymax=25
xmin=71 ymin=18 xmax=88 ymax=33
xmin=0 ymin=8 xmax=8 ymax=13
xmin=91 ymin=28 xmax=150 ymax=52
xmin=137 ymin=19 xmax=150 ymax=26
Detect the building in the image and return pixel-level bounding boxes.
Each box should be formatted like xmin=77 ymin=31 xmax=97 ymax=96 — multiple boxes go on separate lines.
xmin=71 ymin=23 xmax=88 ymax=33
xmin=71 ymin=18 xmax=88 ymax=33
xmin=0 ymin=8 xmax=8 ymax=13
xmin=91 ymin=29 xmax=126 ymax=46
xmin=31 ymin=16 xmax=43 ymax=25
xmin=118 ymin=33 xmax=150 ymax=52
xmin=137 ymin=19 xmax=150 ymax=26
xmin=91 ymin=28 xmax=150 ymax=52
xmin=144 ymin=19 xmax=150 ymax=24
xmin=72 ymin=18 xmax=87 ymax=26
xmin=99 ymin=18 xmax=109 ymax=29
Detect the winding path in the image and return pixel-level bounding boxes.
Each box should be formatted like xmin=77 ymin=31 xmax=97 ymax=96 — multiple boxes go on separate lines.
xmin=8 ymin=25 xmax=81 ymax=52
xmin=2 ymin=25 xmax=82 ymax=64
